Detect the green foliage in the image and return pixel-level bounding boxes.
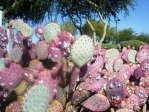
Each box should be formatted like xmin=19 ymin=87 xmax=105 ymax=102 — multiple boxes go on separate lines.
xmin=102 ymin=43 xmax=118 ymax=49
xmin=135 ymin=33 xmax=149 ymax=44
xmin=1 ymin=0 xmax=136 ymax=26
xmin=120 ymin=40 xmax=148 ymax=51
xmin=1 ymin=0 xmax=53 ymax=24
xmin=56 ymin=0 xmax=136 ymax=31
xmin=117 ymin=28 xmax=135 ymax=43
xmin=61 ymin=21 xmax=77 ymax=35
xmin=82 ymin=20 xmax=117 ymax=43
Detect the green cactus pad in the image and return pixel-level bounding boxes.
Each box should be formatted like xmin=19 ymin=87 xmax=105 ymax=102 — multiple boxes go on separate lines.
xmin=9 ymin=46 xmax=23 ymax=63
xmin=22 ymin=84 xmax=50 ymax=112
xmin=128 ymin=50 xmax=137 ymax=63
xmin=105 ymin=57 xmax=116 ymax=72
xmin=0 ymin=58 xmax=5 ymax=71
xmin=71 ymin=35 xmax=94 ymax=67
xmin=105 ymin=48 xmax=120 ymax=58
xmin=14 ymin=19 xmax=24 ymax=31
xmin=43 ymin=23 xmax=61 ymax=43
xmin=20 ymin=23 xmax=33 ymax=37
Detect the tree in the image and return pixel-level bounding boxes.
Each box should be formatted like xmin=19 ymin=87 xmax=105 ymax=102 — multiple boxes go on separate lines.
xmin=0 ymin=0 xmax=136 ymax=26
xmin=61 ymin=21 xmax=77 ymax=35
xmin=56 ymin=0 xmax=136 ymax=34
xmin=135 ymin=33 xmax=149 ymax=44
xmin=117 ymin=28 xmax=135 ymax=43
xmin=82 ymin=20 xmax=117 ymax=43
xmin=0 ymin=0 xmax=53 ymax=24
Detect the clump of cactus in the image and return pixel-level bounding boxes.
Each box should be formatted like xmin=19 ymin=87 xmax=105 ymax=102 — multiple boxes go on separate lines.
xmin=0 ymin=19 xmax=149 ymax=112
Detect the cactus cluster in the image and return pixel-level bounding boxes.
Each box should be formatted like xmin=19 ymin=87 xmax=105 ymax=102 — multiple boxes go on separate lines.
xmin=0 ymin=19 xmax=149 ymax=112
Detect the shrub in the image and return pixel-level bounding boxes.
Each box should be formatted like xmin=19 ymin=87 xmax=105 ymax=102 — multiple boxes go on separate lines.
xmin=102 ymin=43 xmax=118 ymax=49
xmin=120 ymin=40 xmax=148 ymax=50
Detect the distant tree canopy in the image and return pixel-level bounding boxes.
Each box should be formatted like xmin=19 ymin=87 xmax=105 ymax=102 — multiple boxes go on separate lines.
xmin=61 ymin=21 xmax=77 ymax=35
xmin=0 ymin=0 xmax=136 ymax=26
xmin=0 ymin=0 xmax=53 ymax=24
xmin=82 ymin=20 xmax=117 ymax=43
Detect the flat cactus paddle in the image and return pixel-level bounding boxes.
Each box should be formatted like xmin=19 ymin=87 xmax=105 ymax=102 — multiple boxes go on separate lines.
xmin=43 ymin=23 xmax=61 ymax=44
xmin=71 ymin=35 xmax=94 ymax=67
xmin=22 ymin=84 xmax=50 ymax=112
xmin=128 ymin=49 xmax=137 ymax=63
xmin=105 ymin=48 xmax=120 ymax=58
xmin=140 ymin=58 xmax=149 ymax=73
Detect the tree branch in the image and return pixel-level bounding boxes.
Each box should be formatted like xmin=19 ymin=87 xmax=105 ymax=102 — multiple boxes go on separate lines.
xmin=86 ymin=19 xmax=96 ymax=46
xmin=87 ymin=0 xmax=108 ymax=43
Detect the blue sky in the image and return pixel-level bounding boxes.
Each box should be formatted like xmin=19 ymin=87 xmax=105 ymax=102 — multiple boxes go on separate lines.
xmin=32 ymin=0 xmax=149 ymax=43
xmin=109 ymin=0 xmax=149 ymax=34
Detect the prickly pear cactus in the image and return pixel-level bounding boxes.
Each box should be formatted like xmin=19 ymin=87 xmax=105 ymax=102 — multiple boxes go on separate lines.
xmin=9 ymin=46 xmax=23 ymax=63
xmin=15 ymin=80 xmax=28 ymax=96
xmin=0 ymin=58 xmax=5 ymax=71
xmin=128 ymin=49 xmax=137 ymax=63
xmin=20 ymin=23 xmax=33 ymax=37
xmin=71 ymin=35 xmax=94 ymax=67
xmin=105 ymin=48 xmax=120 ymax=58
xmin=22 ymin=84 xmax=50 ymax=112
xmin=43 ymin=23 xmax=61 ymax=43
xmin=105 ymin=78 xmax=127 ymax=106
xmin=35 ymin=40 xmax=48 ymax=60
xmin=13 ymin=19 xmax=24 ymax=31
xmin=0 ymin=27 xmax=8 ymax=48
xmin=0 ymin=63 xmax=24 ymax=91
xmin=140 ymin=58 xmax=149 ymax=73
xmin=81 ymin=94 xmax=110 ymax=111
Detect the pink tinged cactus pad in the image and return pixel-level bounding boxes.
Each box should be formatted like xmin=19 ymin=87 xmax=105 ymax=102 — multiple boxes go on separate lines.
xmin=134 ymin=86 xmax=148 ymax=105
xmin=43 ymin=22 xmax=61 ymax=44
xmin=87 ymin=78 xmax=108 ymax=93
xmin=57 ymin=31 xmax=74 ymax=55
xmin=0 ymin=63 xmax=24 ymax=91
xmin=121 ymin=94 xmax=141 ymax=111
xmin=9 ymin=46 xmax=23 ymax=63
xmin=105 ymin=48 xmax=120 ymax=58
xmin=71 ymin=35 xmax=94 ymax=67
xmin=140 ymin=58 xmax=149 ymax=73
xmin=69 ymin=67 xmax=80 ymax=93
xmin=35 ymin=70 xmax=59 ymax=101
xmin=136 ymin=49 xmax=149 ymax=63
xmin=35 ymin=26 xmax=44 ymax=40
xmin=71 ymin=89 xmax=90 ymax=105
xmin=121 ymin=49 xmax=130 ymax=63
xmin=128 ymin=50 xmax=137 ymax=63
xmin=81 ymin=94 xmax=110 ymax=111
xmin=118 ymin=64 xmax=132 ymax=82
xmin=113 ymin=58 xmax=123 ymax=72
xmin=23 ymin=68 xmax=39 ymax=84
xmin=29 ymin=59 xmax=44 ymax=71
xmin=88 ymin=55 xmax=104 ymax=74
xmin=140 ymin=44 xmax=149 ymax=50
xmin=105 ymin=78 xmax=127 ymax=107
xmin=0 ymin=27 xmax=8 ymax=48
xmin=35 ymin=40 xmax=48 ymax=60
xmin=133 ymin=67 xmax=145 ymax=79
xmin=48 ymin=40 xmax=62 ymax=62
xmin=22 ymin=84 xmax=50 ymax=112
